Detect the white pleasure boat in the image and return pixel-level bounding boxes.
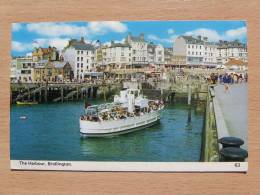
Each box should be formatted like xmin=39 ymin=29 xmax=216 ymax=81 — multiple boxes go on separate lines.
xmin=80 ymin=88 xmax=164 ymax=137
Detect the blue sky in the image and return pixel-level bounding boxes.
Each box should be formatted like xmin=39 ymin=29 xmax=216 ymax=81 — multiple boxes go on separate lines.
xmin=12 ymin=21 xmax=247 ymax=56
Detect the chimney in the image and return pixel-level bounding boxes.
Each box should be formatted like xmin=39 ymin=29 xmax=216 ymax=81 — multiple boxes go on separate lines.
xmin=126 ymin=32 xmax=132 ymax=43
xmin=203 ymin=37 xmax=208 ymax=41
xmin=140 ymin=33 xmax=144 ymax=40
xmin=80 ymin=37 xmax=84 ymax=43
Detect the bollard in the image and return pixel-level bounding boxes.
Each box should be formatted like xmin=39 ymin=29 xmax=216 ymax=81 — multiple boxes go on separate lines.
xmin=218 ymin=137 xmax=244 ymax=148
xmin=220 ymin=147 xmax=248 ymax=162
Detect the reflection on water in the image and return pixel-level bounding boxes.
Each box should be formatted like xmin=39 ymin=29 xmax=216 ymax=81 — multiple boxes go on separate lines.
xmin=11 ymin=101 xmax=205 ymax=162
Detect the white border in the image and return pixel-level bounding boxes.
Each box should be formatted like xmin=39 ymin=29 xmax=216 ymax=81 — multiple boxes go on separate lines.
xmin=10 ymin=160 xmax=248 ymax=172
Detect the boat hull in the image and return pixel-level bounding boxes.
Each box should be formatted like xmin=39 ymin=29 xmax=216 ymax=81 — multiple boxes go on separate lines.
xmin=80 ymin=120 xmax=159 ymax=137
xmin=80 ymin=110 xmax=161 ymax=137
xmin=16 ymin=101 xmax=38 ymax=105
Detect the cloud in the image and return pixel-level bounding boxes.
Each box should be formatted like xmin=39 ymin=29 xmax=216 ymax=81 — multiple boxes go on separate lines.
xmin=33 ymin=38 xmax=70 ymax=50
xmin=12 ymin=23 xmax=22 ymax=32
xmin=184 ymin=28 xmax=222 ymax=42
xmin=26 ymin=21 xmax=127 ymax=38
xmin=101 ymin=38 xmax=126 ymax=46
xmin=26 ymin=22 xmax=88 ymax=37
xmin=167 ymin=28 xmax=175 ymax=34
xmin=12 ymin=41 xmax=32 ymax=52
xmin=12 ymin=38 xmax=70 ymax=53
xmin=147 ymin=34 xmax=176 ymax=44
xmin=87 ymin=21 xmax=127 ymax=35
xmin=225 ymin=27 xmax=247 ymax=40
xmin=184 ymin=27 xmax=247 ymax=42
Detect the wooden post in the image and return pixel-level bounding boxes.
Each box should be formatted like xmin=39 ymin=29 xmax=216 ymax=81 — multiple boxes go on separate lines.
xmin=39 ymin=89 xmax=42 ymax=103
xmin=76 ymin=86 xmax=79 ymax=100
xmin=103 ymin=87 xmax=107 ymax=102
xmin=44 ymin=85 xmax=48 ymax=103
xmin=33 ymin=91 xmax=36 ymax=102
xmin=188 ymin=84 xmax=191 ymax=105
xmin=61 ymin=87 xmax=64 ymax=103
xmin=81 ymin=88 xmax=84 ymax=100
xmin=28 ymin=88 xmax=31 ymax=101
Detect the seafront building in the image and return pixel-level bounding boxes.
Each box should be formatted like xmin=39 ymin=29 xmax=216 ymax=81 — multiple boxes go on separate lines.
xmin=173 ymin=36 xmax=218 ymax=67
xmin=61 ymin=37 xmax=95 ymax=81
xmin=11 ymin=32 xmax=248 ymax=83
xmin=11 ymin=56 xmax=36 ymax=83
xmin=147 ymin=43 xmax=165 ymax=67
xmin=100 ymin=41 xmax=132 ymax=70
xmin=32 ymin=47 xmax=59 ymax=62
xmin=125 ymin=33 xmax=148 ymax=68
xmin=33 ymin=60 xmax=73 ymax=82
xmin=217 ymin=40 xmax=247 ymax=65
xmin=164 ymin=47 xmax=174 ymax=66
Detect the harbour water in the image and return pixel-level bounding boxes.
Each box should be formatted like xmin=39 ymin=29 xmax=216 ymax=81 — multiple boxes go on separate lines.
xmin=11 ymin=101 xmax=205 ymax=162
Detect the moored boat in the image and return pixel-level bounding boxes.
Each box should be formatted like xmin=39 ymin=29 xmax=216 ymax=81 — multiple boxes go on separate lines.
xmin=80 ymin=88 xmax=164 ymax=137
xmin=16 ymin=101 xmax=38 ymax=105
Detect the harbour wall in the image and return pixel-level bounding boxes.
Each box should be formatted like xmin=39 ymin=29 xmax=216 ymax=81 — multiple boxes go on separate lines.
xmin=11 ymin=82 xmax=122 ymax=104
xmin=200 ymin=86 xmax=219 ymax=161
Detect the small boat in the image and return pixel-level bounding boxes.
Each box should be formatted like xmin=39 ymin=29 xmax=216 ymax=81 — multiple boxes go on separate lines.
xmin=80 ymin=88 xmax=164 ymax=137
xmin=19 ymin=116 xmax=27 ymax=120
xmin=16 ymin=101 xmax=38 ymax=105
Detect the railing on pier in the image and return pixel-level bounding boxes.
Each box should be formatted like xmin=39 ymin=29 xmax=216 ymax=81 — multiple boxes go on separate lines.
xmin=201 ymin=85 xmax=220 ymax=162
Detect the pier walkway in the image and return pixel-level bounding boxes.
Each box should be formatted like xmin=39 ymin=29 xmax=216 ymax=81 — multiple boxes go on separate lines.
xmin=214 ymin=83 xmax=248 ymax=150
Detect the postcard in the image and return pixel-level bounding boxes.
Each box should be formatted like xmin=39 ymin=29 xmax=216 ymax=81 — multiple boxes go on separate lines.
xmin=10 ymin=21 xmax=248 ymax=172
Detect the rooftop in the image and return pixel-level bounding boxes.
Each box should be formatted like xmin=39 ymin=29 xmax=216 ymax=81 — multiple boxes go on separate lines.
xmin=66 ymin=37 xmax=95 ymax=51
xmin=217 ymin=40 xmax=246 ymax=49
xmin=225 ymin=58 xmax=247 ymax=66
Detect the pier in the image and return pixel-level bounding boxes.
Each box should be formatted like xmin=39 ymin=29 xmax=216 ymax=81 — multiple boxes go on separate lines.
xmin=202 ymin=83 xmax=248 ymax=161
xmin=11 ymin=81 xmax=121 ymax=103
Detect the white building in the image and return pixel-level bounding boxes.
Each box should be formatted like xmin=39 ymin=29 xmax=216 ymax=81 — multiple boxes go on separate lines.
xmin=12 ymin=56 xmax=36 ymax=83
xmin=217 ymin=40 xmax=247 ymax=65
xmin=173 ymin=36 xmax=218 ymax=67
xmin=125 ymin=33 xmax=148 ymax=68
xmin=10 ymin=59 xmax=18 ymax=82
xmin=62 ymin=37 xmax=95 ymax=80
xmin=101 ymin=41 xmax=132 ymax=69
xmin=203 ymin=42 xmax=218 ymax=67
xmin=147 ymin=43 xmax=165 ymax=66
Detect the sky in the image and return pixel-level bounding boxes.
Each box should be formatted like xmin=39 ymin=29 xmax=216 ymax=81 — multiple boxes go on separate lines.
xmin=11 ymin=21 xmax=247 ymax=57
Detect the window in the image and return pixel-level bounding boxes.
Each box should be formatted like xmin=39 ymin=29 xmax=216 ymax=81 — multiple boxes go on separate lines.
xmin=81 ymin=51 xmax=83 ymax=54
xmin=188 ymin=45 xmax=190 ymax=48
xmin=77 ymin=63 xmax=79 ymax=68
xmin=81 ymin=57 xmax=83 ymax=61
xmin=77 ymin=51 xmax=80 ymax=54
xmin=77 ymin=57 xmax=80 ymax=61
xmin=81 ymin=63 xmax=83 ymax=68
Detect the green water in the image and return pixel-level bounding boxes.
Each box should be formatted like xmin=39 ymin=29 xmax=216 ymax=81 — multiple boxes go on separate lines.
xmin=11 ymin=101 xmax=205 ymax=162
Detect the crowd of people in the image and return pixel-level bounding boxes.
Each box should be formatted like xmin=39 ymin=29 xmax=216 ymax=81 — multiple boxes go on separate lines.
xmin=208 ymin=72 xmax=248 ymax=85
